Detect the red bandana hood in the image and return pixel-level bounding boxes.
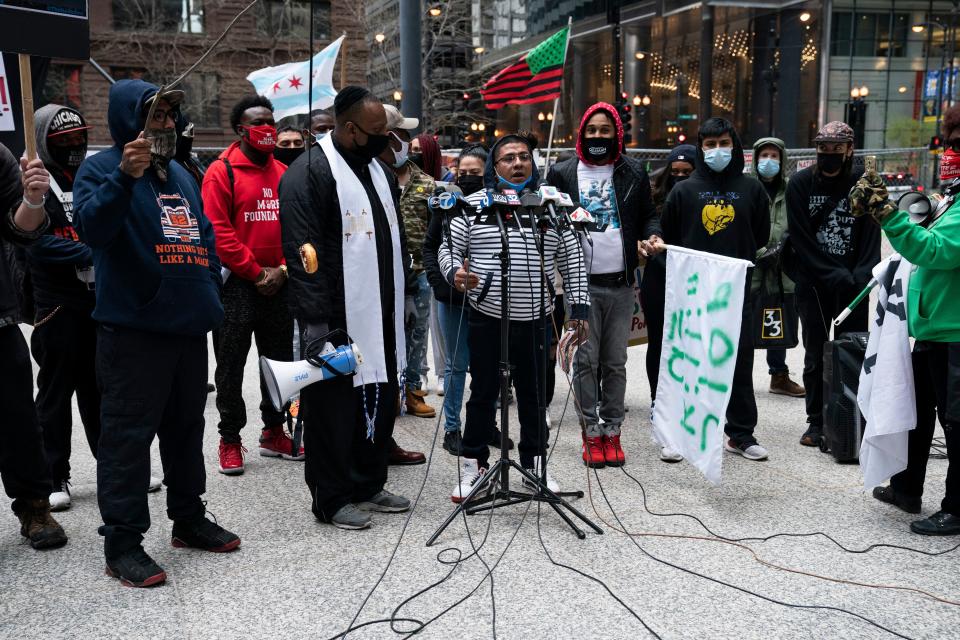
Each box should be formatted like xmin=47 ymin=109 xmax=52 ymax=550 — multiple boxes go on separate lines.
xmin=575 ymin=102 xmax=624 ymax=165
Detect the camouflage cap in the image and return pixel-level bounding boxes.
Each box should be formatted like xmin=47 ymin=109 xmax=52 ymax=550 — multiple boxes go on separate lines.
xmin=383 ymin=105 xmax=419 ymax=131
xmin=813 ymin=121 xmax=854 ymax=144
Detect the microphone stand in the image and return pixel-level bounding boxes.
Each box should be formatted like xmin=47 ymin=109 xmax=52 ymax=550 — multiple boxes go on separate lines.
xmin=427 ymin=204 xmax=602 ymax=546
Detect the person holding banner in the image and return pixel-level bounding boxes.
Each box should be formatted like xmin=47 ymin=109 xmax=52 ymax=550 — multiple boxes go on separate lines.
xmin=22 ymin=104 xmax=101 ymax=512
xmin=660 ymin=117 xmax=771 ymax=461
xmin=848 ymin=153 xmax=960 ymax=536
xmin=545 ymin=102 xmax=663 ymax=468
xmin=0 ymin=141 xmax=68 ymax=550
xmin=73 ymin=80 xmax=240 ymax=587
xmin=279 ymin=87 xmax=414 ymax=530
xmin=749 ymin=137 xmax=805 ymax=398
xmin=785 ymin=122 xmax=880 ymax=447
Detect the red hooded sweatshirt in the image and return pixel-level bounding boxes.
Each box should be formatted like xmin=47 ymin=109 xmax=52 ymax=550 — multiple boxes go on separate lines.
xmin=201 ymin=142 xmax=286 ymax=281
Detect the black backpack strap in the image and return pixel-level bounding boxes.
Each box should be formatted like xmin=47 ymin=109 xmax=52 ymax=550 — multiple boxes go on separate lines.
xmin=220 ymin=157 xmax=235 ymax=211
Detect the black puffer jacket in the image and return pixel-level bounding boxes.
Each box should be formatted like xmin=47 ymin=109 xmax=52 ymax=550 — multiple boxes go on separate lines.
xmin=1 ymin=142 xmax=48 ymax=327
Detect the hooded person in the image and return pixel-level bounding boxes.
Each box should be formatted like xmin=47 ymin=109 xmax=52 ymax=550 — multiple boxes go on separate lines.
xmin=174 ymin=112 xmax=205 ymax=189
xmin=201 ymin=94 xmax=301 ymax=476
xmin=749 ymin=137 xmax=805 ymax=399
xmin=545 ymin=102 xmax=663 ymax=469
xmin=438 ymin=132 xmax=590 ymax=501
xmin=660 ymin=117 xmax=772 ymax=461
xmin=23 ymin=104 xmax=101 ymax=512
xmin=279 ymin=86 xmax=416 ymax=531
xmin=73 ymin=79 xmax=239 ymax=588
xmin=785 ymin=121 xmax=880 ymax=447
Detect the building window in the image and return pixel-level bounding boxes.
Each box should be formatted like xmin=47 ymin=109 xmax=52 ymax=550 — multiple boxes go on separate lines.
xmin=831 ymin=11 xmax=908 ymax=58
xmin=41 ymin=64 xmax=83 ymax=112
xmin=180 ymin=73 xmax=220 ymax=128
xmin=257 ymin=0 xmax=331 ymax=41
xmin=113 ymin=0 xmax=205 ymax=33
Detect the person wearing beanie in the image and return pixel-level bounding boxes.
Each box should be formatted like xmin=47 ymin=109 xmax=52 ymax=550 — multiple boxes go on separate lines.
xmin=785 ymin=121 xmax=880 ymax=447
xmin=545 ymin=102 xmax=663 ymax=469
xmin=749 ymin=137 xmax=805 ymax=398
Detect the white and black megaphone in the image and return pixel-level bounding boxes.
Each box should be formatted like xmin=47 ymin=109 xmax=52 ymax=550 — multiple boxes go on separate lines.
xmin=260 ymin=330 xmax=363 ymax=411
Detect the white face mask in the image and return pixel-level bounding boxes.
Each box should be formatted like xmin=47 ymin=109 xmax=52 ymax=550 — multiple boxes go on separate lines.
xmin=390 ymin=132 xmax=409 ymax=168
xmin=314 ymin=131 xmax=328 ymax=144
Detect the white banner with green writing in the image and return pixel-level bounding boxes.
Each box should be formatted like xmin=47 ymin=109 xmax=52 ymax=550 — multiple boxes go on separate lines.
xmin=652 ymin=246 xmax=751 ymax=484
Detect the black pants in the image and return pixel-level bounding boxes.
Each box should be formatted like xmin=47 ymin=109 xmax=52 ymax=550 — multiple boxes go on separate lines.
xmin=546 ymin=294 xmax=565 ymax=406
xmin=640 ymin=256 xmax=666 ymax=401
xmin=724 ymin=305 xmax=759 ymax=447
xmin=215 ymin=277 xmax=293 ymax=442
xmin=31 ymin=306 xmax=100 ymax=485
xmin=462 ymin=311 xmax=547 ymax=469
xmin=96 ymin=325 xmax=208 ymax=559
xmin=797 ymin=284 xmax=868 ymax=430
xmin=891 ymin=343 xmax=960 ymax=516
xmin=301 ymin=375 xmax=397 ymax=521
xmin=0 ymin=325 xmax=51 ymax=512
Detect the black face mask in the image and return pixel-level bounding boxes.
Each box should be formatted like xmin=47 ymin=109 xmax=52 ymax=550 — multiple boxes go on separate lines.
xmin=49 ymin=144 xmax=87 ymax=171
xmin=352 ymin=123 xmax=391 ymax=160
xmin=817 ymin=152 xmax=845 ymax=175
xmin=584 ymin=137 xmax=616 ymax=164
xmin=274 ymin=146 xmax=305 ymax=166
xmin=666 ymin=174 xmax=689 ymax=192
xmin=408 ymin=152 xmax=424 ymax=170
xmin=456 ymin=174 xmax=484 ymax=195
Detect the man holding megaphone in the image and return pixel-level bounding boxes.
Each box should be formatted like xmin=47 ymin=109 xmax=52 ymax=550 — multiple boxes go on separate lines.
xmin=279 ymin=87 xmax=414 ymax=531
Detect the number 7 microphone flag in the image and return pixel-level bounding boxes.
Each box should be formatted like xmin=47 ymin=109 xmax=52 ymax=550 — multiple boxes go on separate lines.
xmin=246 ymin=35 xmax=344 ymax=121
xmin=481 ymin=27 xmax=569 ymax=110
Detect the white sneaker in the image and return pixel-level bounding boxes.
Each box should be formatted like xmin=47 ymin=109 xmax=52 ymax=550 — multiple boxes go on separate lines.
xmin=437 ymin=378 xmax=445 ymax=396
xmin=724 ymin=439 xmax=769 ymax=461
xmin=522 ymin=456 xmax=560 ymax=494
xmin=49 ymin=480 xmax=71 ymax=512
xmin=148 ymin=476 xmax=162 ymax=493
xmin=659 ymin=446 xmax=684 ymax=463
xmin=451 ymin=459 xmax=491 ymax=503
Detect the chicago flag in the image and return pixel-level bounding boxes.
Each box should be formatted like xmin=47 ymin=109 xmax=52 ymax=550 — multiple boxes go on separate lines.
xmin=246 ymin=35 xmax=344 ymax=121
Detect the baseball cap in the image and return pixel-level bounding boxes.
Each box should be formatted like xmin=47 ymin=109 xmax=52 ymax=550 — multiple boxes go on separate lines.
xmin=813 ymin=121 xmax=854 ymax=144
xmin=383 ymin=104 xmax=419 ymax=131
xmin=144 ymin=88 xmax=186 ymax=109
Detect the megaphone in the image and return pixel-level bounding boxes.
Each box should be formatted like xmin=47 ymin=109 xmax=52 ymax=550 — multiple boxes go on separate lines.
xmin=260 ymin=338 xmax=363 ymax=411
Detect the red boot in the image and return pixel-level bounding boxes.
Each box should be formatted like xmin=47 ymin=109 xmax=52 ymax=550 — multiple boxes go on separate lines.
xmin=582 ymin=433 xmax=606 ymax=468
xmin=603 ymin=435 xmax=626 ymax=467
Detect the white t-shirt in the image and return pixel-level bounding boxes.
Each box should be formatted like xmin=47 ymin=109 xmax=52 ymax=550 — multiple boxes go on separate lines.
xmin=577 ymin=161 xmax=624 ymax=275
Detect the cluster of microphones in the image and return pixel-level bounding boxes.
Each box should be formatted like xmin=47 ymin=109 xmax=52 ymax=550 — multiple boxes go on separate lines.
xmin=427 ymin=183 xmax=596 ymax=245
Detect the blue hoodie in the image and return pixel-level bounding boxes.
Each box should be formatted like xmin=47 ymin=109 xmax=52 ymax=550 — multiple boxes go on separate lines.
xmin=483 ymin=134 xmax=541 ymax=190
xmin=73 ymin=79 xmax=223 ymax=336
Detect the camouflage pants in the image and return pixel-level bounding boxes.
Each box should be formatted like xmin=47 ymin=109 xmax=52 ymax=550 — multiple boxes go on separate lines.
xmin=404 ymin=271 xmax=432 ymax=391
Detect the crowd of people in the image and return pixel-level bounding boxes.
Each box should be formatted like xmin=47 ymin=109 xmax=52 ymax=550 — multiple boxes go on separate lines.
xmin=0 ymin=79 xmax=957 ymax=590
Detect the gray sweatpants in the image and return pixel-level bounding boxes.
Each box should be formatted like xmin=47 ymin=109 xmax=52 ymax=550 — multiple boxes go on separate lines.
xmin=572 ymin=283 xmax=634 ymax=437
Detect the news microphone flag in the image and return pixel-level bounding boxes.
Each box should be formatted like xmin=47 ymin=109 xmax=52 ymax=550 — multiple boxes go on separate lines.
xmin=246 ymin=35 xmax=344 ymax=121
xmin=481 ymin=27 xmax=569 ymax=110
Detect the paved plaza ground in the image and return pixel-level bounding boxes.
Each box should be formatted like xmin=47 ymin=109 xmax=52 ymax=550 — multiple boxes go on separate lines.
xmin=2 ymin=329 xmax=959 ymax=640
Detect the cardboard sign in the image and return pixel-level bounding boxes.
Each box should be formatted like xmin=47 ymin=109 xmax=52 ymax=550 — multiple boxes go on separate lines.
xmin=0 ymin=0 xmax=90 ymax=59
xmin=0 ymin=57 xmax=14 ymax=132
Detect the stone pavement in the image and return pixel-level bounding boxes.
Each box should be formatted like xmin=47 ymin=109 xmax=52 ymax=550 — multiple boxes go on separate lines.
xmin=2 ymin=329 xmax=959 ymax=640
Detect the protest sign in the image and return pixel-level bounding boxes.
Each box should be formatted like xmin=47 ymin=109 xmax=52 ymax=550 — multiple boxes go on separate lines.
xmin=628 ymin=266 xmax=648 ymax=347
xmin=0 ymin=0 xmax=90 ymax=59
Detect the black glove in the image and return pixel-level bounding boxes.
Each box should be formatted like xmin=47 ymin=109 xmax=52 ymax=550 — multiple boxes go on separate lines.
xmin=755 ymin=238 xmax=785 ymax=270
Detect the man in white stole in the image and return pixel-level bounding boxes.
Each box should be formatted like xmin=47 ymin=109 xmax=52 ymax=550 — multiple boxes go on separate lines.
xmin=279 ymin=87 xmax=414 ymax=530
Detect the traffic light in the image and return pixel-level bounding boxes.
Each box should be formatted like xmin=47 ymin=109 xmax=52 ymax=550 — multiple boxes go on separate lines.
xmin=617 ymin=97 xmax=632 ymax=144
xmin=678 ymin=133 xmax=687 ymax=143
xmin=930 ymin=135 xmax=943 ymax=150
xmin=461 ymin=92 xmax=471 ymax=110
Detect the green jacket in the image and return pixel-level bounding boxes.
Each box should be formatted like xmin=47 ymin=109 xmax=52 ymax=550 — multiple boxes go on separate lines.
xmin=749 ymin=137 xmax=795 ymax=294
xmin=399 ymin=160 xmax=435 ymax=272
xmin=882 ymin=198 xmax=960 ymax=342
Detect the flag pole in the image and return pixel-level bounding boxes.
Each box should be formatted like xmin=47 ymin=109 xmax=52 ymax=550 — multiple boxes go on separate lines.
xmin=339 ymin=31 xmax=348 ymax=90
xmin=542 ymin=17 xmax=572 ymax=176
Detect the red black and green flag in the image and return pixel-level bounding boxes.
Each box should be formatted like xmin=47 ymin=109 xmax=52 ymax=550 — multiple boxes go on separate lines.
xmin=481 ymin=27 xmax=569 ymax=110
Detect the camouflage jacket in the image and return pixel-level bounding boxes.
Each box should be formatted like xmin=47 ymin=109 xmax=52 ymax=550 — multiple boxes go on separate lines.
xmin=399 ymin=160 xmax=435 ymax=272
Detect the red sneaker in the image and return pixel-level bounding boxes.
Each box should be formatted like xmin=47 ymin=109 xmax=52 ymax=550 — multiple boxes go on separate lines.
xmin=218 ymin=440 xmax=246 ymax=475
xmin=259 ymin=425 xmax=305 ymax=461
xmin=603 ymin=435 xmax=626 ymax=467
xmin=582 ymin=433 xmax=606 ymax=468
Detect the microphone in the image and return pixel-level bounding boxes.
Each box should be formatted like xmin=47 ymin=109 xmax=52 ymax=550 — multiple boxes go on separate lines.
xmin=482 ymin=184 xmax=526 ymax=240
xmin=569 ymin=206 xmax=596 ymax=247
xmin=427 ymin=184 xmax=467 ymax=216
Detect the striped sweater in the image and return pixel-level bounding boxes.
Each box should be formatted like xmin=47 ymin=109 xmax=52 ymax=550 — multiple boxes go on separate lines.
xmin=438 ymin=197 xmax=589 ymax=321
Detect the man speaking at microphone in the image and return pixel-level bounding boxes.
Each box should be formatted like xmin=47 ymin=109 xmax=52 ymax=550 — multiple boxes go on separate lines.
xmin=438 ymin=132 xmax=590 ymax=502
xmin=546 ymin=102 xmax=664 ymax=468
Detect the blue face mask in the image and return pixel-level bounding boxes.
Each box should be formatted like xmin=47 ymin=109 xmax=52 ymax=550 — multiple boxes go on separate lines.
xmin=497 ymin=175 xmax=532 ymax=192
xmin=314 ymin=132 xmax=328 ymax=144
xmin=703 ymin=147 xmax=733 ymax=173
xmin=757 ymin=157 xmax=780 ymax=179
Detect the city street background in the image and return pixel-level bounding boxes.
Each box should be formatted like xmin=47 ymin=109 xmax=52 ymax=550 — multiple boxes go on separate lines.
xmin=1 ymin=324 xmax=958 ymax=639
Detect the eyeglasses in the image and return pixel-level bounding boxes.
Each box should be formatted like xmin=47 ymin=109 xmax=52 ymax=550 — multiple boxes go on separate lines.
xmin=149 ymin=109 xmax=178 ymax=125
xmin=496 ymin=152 xmax=532 ymax=166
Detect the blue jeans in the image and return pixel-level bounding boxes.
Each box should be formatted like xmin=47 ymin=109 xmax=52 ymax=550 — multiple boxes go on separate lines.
xmin=404 ymin=272 xmax=432 ymax=390
xmin=439 ymin=301 xmax=470 ymax=432
xmin=766 ymin=348 xmax=788 ymax=375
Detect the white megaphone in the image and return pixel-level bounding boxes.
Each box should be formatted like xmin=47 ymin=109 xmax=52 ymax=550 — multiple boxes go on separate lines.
xmin=260 ymin=341 xmax=363 ymax=411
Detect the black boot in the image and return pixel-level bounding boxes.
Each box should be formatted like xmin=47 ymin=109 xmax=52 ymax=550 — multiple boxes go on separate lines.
xmin=14 ymin=498 xmax=67 ymax=550
xmin=105 ymin=546 xmax=166 ymax=587
xmin=171 ymin=517 xmax=241 ymax=552
xmin=910 ymin=511 xmax=960 ymax=536
xmin=872 ymin=486 xmax=921 ymax=514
